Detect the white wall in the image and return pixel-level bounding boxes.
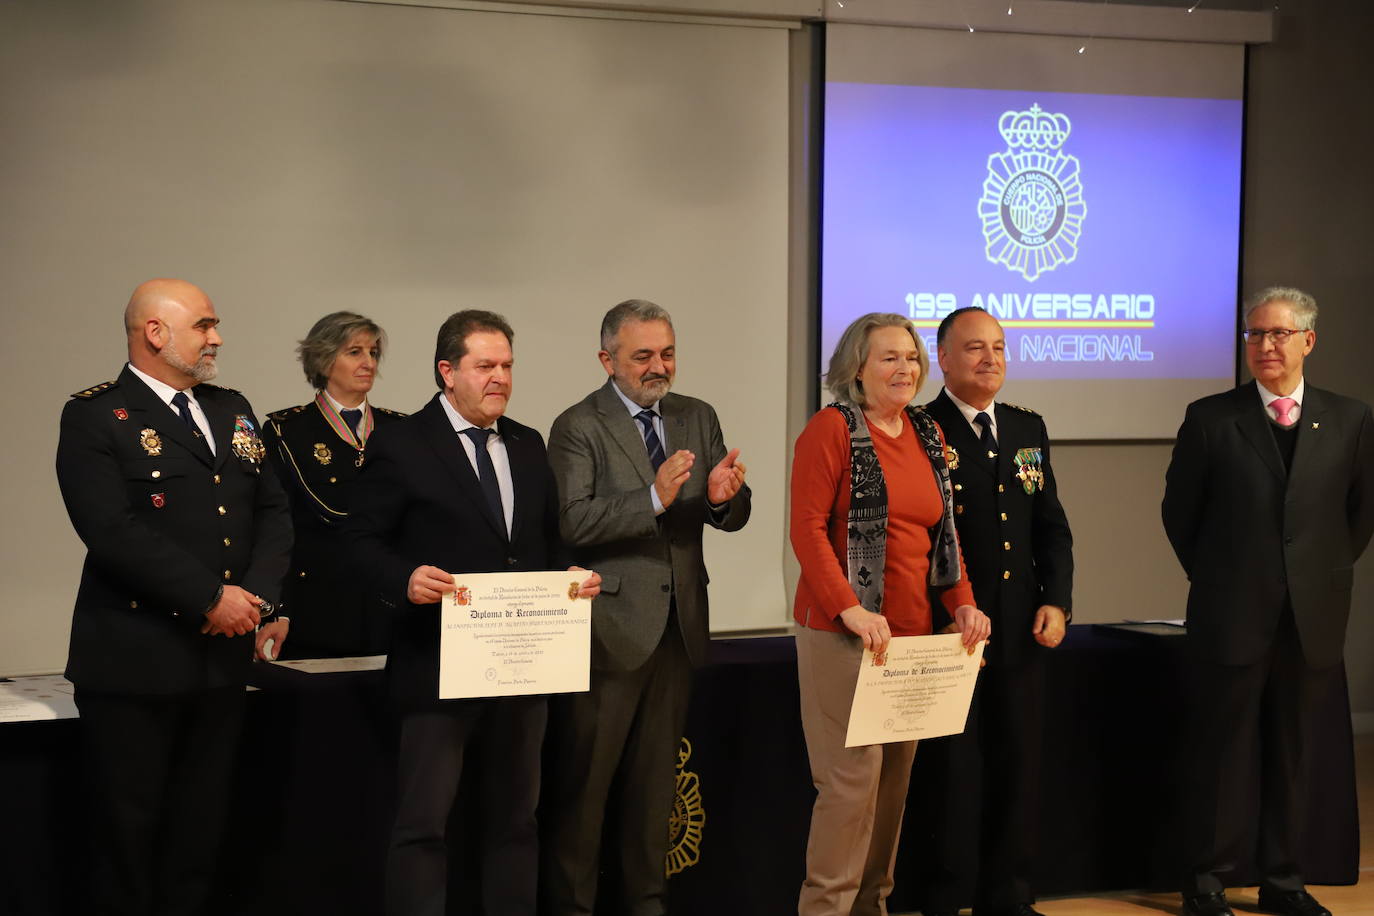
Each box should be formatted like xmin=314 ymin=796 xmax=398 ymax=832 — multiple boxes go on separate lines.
xmin=0 ymin=0 xmax=793 ymax=675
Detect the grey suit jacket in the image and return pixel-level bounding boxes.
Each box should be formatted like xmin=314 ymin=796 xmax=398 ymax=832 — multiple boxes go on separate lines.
xmin=548 ymin=379 xmax=750 ymax=672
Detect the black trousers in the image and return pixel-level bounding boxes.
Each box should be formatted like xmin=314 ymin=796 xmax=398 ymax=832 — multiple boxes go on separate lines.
xmin=74 ymin=686 xmax=246 ymax=916
xmin=386 ymin=695 xmax=547 ymax=916
xmin=541 ymin=617 xmax=692 ymax=916
xmin=919 ymin=652 xmax=1046 ymax=914
xmin=1181 ymin=608 xmax=1339 ymax=897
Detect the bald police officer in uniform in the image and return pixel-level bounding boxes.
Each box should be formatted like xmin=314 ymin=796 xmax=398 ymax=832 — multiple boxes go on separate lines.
xmin=56 ymin=278 xmax=292 ymax=916
xmin=920 ymin=307 xmax=1073 ymax=916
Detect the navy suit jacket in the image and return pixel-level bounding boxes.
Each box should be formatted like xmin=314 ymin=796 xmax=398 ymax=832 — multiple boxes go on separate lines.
xmin=56 ymin=365 xmax=292 ymax=694
xmin=924 ymin=390 xmax=1073 ymax=667
xmin=346 ymin=393 xmax=568 ymax=705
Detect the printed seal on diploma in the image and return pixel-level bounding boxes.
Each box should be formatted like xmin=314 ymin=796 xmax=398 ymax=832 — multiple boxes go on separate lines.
xmin=439 ymin=570 xmax=593 ymax=700
xmin=844 ymin=633 xmax=985 ymax=747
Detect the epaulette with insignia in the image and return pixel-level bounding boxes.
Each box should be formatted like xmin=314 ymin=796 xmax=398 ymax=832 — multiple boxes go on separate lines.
xmin=1001 ymin=401 xmax=1041 ymax=416
xmin=267 ymin=404 xmax=308 ymax=422
xmin=197 ymin=382 xmax=241 ymax=395
xmin=71 ymin=380 xmax=118 ymax=399
xmin=375 ymin=406 xmax=409 ymax=418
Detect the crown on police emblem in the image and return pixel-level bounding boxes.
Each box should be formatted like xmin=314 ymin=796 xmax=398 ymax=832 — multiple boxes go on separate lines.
xmin=978 ymin=101 xmax=1087 ymax=281
xmin=998 ymin=104 xmax=1072 ymax=151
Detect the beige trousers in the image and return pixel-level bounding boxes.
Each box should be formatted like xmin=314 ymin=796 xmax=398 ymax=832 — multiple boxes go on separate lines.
xmin=796 ymin=625 xmax=918 ymax=916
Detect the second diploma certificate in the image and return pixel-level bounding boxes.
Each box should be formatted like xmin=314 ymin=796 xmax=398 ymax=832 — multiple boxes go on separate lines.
xmin=439 ymin=570 xmax=592 ymax=699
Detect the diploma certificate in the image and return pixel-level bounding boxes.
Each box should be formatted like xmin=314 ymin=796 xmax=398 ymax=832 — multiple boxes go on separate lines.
xmin=439 ymin=570 xmax=592 ymax=699
xmin=844 ymin=633 xmax=985 ymax=747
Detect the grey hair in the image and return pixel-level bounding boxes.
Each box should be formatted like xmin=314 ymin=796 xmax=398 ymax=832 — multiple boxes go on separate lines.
xmin=297 ymin=312 xmax=386 ymax=390
xmin=600 ymin=299 xmax=674 ymax=354
xmin=825 ymin=312 xmax=928 ymax=408
xmin=1245 ymin=286 xmax=1318 ymax=331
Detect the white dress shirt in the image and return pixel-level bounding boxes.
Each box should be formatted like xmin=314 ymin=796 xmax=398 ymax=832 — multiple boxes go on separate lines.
xmin=439 ymin=394 xmax=514 ymax=537
xmin=943 ymin=388 xmax=998 ymax=448
xmin=127 ymin=362 xmax=217 ymax=456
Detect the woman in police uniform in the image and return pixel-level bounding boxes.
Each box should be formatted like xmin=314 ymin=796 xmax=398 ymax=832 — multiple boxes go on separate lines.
xmin=263 ymin=311 xmax=405 ymax=658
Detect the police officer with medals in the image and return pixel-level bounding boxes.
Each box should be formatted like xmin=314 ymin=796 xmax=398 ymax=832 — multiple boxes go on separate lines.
xmin=56 ymin=278 xmax=291 ymax=916
xmin=262 ymin=311 xmax=405 ymax=658
xmin=919 ymin=306 xmax=1074 ymax=916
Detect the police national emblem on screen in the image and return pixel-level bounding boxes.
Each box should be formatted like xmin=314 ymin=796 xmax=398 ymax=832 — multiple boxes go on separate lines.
xmin=978 ymin=103 xmax=1087 ymax=282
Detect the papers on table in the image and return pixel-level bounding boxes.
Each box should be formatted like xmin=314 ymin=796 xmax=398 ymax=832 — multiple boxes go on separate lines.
xmin=270 ymin=655 xmax=387 ymax=674
xmin=0 ymin=675 xmax=78 ymax=722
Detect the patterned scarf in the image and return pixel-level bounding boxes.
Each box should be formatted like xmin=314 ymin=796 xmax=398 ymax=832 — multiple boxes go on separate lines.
xmin=830 ymin=402 xmax=962 ymax=616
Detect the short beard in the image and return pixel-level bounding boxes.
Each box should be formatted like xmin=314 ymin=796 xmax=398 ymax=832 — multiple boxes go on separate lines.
xmin=620 ymin=375 xmax=671 ymax=408
xmin=162 ymin=328 xmax=218 ymax=382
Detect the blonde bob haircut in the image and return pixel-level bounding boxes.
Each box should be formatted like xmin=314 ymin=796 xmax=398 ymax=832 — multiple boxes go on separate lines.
xmin=824 ymin=312 xmax=929 ymax=408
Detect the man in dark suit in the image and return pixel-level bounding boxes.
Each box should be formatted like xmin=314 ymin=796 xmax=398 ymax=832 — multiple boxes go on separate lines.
xmin=56 ymin=278 xmax=292 ymax=916
xmin=541 ymin=299 xmax=751 ymax=916
xmin=1163 ymin=287 xmax=1374 ymax=916
xmin=346 ymin=310 xmax=599 ymax=916
xmin=919 ymin=307 xmax=1073 ymax=916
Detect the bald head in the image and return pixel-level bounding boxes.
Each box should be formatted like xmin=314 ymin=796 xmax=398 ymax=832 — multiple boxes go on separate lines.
xmin=124 ymin=278 xmax=207 ymax=335
xmin=125 ymin=278 xmax=223 ymax=388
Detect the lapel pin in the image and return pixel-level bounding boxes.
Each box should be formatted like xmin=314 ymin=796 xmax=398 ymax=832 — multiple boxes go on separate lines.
xmin=151 ymin=493 xmax=166 ymax=509
xmin=113 ymin=408 xmax=128 ymax=421
xmin=1312 ymin=422 xmax=1320 ymax=429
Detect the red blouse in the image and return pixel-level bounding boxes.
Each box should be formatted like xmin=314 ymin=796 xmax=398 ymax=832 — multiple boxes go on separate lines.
xmin=790 ymin=407 xmax=974 ymax=637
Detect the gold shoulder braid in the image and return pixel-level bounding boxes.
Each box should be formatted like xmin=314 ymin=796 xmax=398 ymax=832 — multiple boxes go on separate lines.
xmin=71 ymin=380 xmax=118 ymax=399
xmin=267 ymin=404 xmax=308 ymax=423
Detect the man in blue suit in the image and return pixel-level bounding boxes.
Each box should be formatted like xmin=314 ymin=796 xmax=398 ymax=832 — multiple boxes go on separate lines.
xmin=348 ymin=310 xmax=599 ymax=916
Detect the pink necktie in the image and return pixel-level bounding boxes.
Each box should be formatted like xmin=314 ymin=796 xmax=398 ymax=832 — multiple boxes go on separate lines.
xmin=1272 ymin=397 xmax=1297 ymax=427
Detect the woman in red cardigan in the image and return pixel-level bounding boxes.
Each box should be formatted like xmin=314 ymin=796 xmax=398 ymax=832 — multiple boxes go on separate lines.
xmin=791 ymin=312 xmax=990 ymax=916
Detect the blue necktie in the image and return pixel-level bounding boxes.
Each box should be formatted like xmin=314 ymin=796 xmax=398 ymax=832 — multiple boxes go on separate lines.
xmin=340 ymin=408 xmax=363 ymax=439
xmin=171 ymin=391 xmax=210 ymax=457
xmin=635 ymin=410 xmax=666 ymax=471
xmin=171 ymin=391 xmax=197 ymax=430
xmin=461 ymin=427 xmax=505 ymax=532
xmin=975 ymin=411 xmax=997 ymax=460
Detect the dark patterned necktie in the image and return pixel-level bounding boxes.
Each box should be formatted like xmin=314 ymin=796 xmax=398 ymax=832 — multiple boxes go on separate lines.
xmin=975 ymin=411 xmax=997 ymax=460
xmin=635 ymin=410 xmax=666 ymax=471
xmin=461 ymin=427 xmax=505 ymax=532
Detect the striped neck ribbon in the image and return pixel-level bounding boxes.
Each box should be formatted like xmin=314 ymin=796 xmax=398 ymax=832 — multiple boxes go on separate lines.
xmin=315 ymin=391 xmax=373 ymax=451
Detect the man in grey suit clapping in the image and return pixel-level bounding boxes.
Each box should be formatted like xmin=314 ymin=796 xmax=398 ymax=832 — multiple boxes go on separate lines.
xmin=542 ymin=299 xmax=751 ymax=916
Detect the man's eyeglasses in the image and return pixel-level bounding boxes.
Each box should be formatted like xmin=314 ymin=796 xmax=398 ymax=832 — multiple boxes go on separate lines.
xmin=1241 ymin=328 xmax=1306 ymax=345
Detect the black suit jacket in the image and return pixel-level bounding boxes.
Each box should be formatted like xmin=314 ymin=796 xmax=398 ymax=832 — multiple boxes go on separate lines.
xmin=924 ymin=390 xmax=1074 ymax=667
xmin=345 ymin=393 xmax=568 ymax=705
xmin=56 ymin=365 xmax=292 ymax=694
xmin=262 ymin=398 xmax=406 ymax=656
xmin=1163 ymin=381 xmax=1374 ymax=668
